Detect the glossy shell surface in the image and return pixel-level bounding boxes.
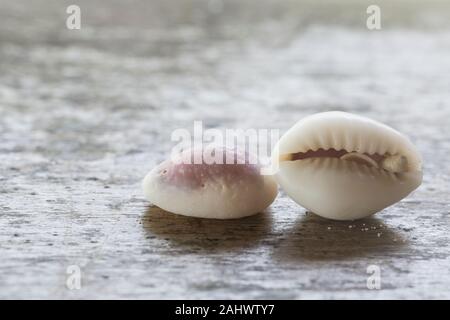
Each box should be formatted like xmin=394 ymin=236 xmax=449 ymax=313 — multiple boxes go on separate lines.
xmin=143 ymin=147 xmax=278 ymax=219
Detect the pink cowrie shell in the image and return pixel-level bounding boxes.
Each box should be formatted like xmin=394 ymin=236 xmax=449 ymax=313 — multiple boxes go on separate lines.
xmin=143 ymin=146 xmax=278 ymax=219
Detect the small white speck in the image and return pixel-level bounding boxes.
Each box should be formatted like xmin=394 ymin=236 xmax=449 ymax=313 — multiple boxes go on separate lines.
xmin=377 ymin=233 xmax=382 ymax=237
xmin=327 ymin=226 xmax=331 ymax=230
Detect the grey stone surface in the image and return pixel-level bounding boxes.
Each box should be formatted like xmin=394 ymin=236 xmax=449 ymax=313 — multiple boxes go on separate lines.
xmin=0 ymin=0 xmax=449 ymax=299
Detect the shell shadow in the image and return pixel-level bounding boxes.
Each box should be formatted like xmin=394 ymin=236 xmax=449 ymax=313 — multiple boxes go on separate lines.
xmin=273 ymin=213 xmax=409 ymax=262
xmin=142 ymin=205 xmax=273 ymax=253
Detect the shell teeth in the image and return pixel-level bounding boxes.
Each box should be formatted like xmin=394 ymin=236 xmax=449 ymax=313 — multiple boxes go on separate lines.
xmin=390 ymin=144 xmax=399 ymax=157
xmin=385 ymin=138 xmax=398 ymax=156
xmin=308 ymin=140 xmax=317 ymax=152
xmin=329 ymin=157 xmax=336 ymax=170
xmin=377 ymin=141 xmax=388 ymax=156
xmin=332 ymin=132 xmax=340 ymax=150
xmin=343 ymin=130 xmax=353 ymax=152
xmin=319 ymin=129 xmax=328 ymax=149
xmin=326 ymin=127 xmax=333 ymax=150
xmin=367 ymin=138 xmax=377 ymax=155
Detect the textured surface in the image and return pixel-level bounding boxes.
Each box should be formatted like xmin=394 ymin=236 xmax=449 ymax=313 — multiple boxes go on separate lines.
xmin=1 ymin=0 xmax=450 ymax=299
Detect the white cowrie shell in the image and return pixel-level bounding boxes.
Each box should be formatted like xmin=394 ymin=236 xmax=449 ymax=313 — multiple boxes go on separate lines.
xmin=273 ymin=111 xmax=423 ymax=221
xmin=143 ymin=146 xmax=278 ymax=219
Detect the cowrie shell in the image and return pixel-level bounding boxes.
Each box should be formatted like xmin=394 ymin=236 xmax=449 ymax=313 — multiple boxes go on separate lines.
xmin=273 ymin=111 xmax=423 ymax=220
xmin=143 ymin=146 xmax=278 ymax=219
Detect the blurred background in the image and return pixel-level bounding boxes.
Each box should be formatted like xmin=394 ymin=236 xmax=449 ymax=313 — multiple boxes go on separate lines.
xmin=1 ymin=0 xmax=450 ymax=299
xmin=1 ymin=0 xmax=450 ymax=160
